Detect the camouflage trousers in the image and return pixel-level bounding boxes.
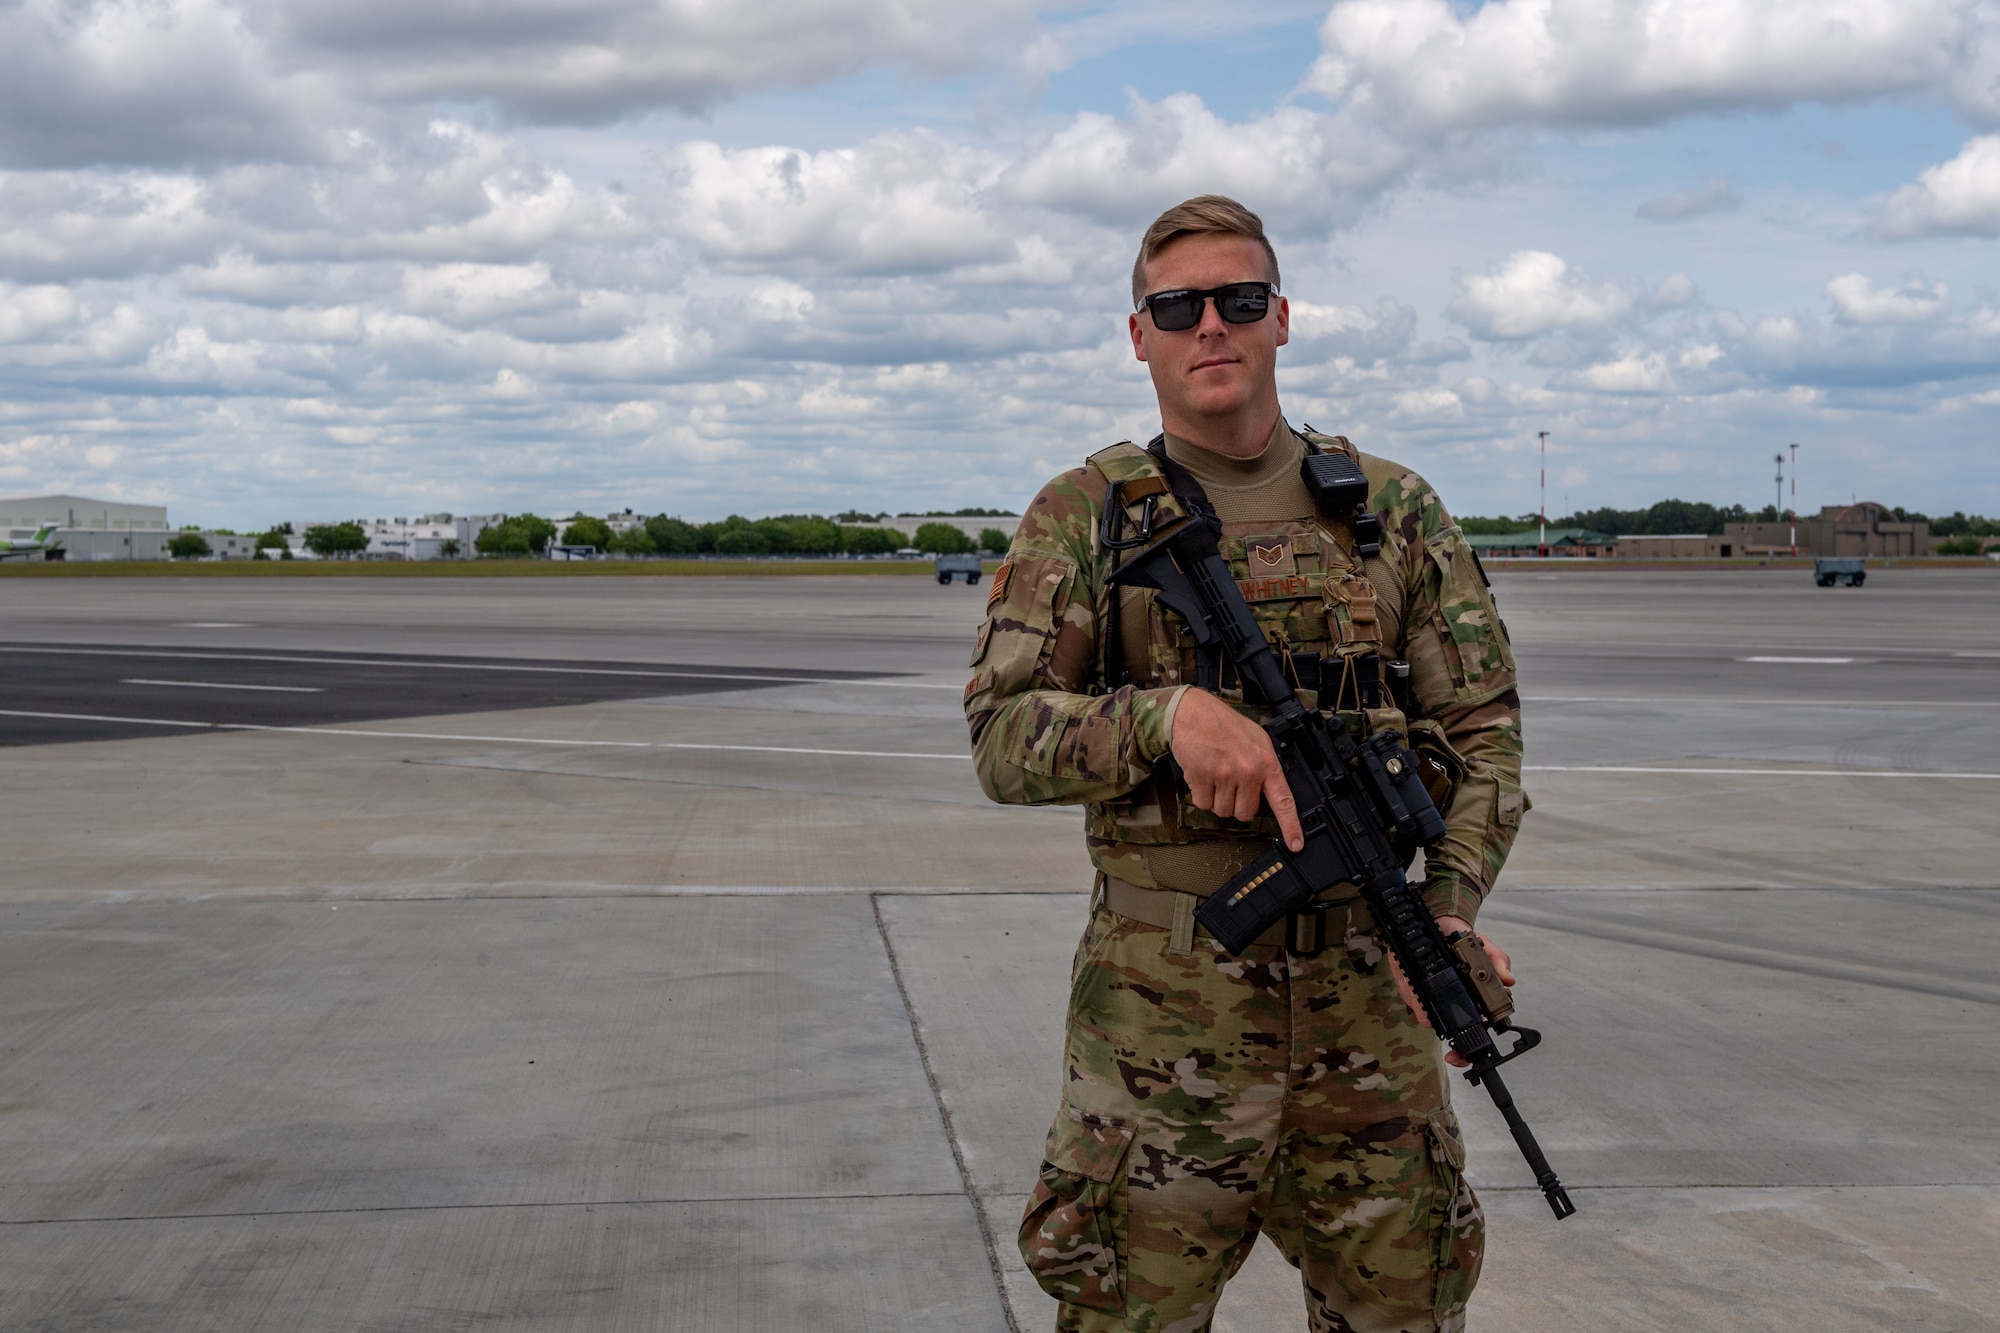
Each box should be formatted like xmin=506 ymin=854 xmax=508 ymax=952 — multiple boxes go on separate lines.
xmin=1019 ymin=899 xmax=1483 ymax=1333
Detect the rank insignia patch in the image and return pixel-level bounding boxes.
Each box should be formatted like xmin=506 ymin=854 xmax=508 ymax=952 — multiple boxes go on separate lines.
xmin=1243 ymin=534 xmax=1296 ymax=577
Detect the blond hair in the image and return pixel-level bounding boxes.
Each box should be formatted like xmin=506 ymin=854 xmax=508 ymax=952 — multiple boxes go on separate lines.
xmin=1131 ymin=195 xmax=1280 ymax=307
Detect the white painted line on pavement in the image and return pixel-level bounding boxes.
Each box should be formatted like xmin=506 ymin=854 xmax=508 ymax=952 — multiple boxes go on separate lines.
xmin=0 ymin=709 xmax=970 ymax=760
xmin=0 ymin=709 xmax=211 ymax=730
xmin=19 ymin=708 xmax=1990 ymax=775
xmin=1739 ymin=656 xmax=1857 ymax=664
xmin=177 ymin=622 xmax=251 ymax=628
xmin=651 ymin=741 xmax=968 ymax=760
xmin=255 ymin=725 xmax=649 ymax=747
xmin=0 ymin=645 xmax=960 ymax=690
xmin=268 ymin=728 xmax=969 ymax=759
xmin=1523 ymin=695 xmax=2000 ymax=709
xmin=1954 ymin=651 xmax=2000 ymax=659
xmin=11 ymin=710 xmax=1986 ymax=774
xmin=124 ymin=678 xmax=325 ymax=693
xmin=1526 ymin=764 xmax=2000 ymax=780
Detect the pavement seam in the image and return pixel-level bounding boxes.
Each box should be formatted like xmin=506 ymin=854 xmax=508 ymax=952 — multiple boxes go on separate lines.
xmin=871 ymin=892 xmax=1022 ymax=1333
xmin=4 ymin=887 xmax=1093 ymax=905
xmin=1492 ymin=884 xmax=2000 ymax=893
xmin=0 ymin=1191 xmax=970 ymax=1226
xmin=1496 ymin=907 xmax=2000 ymax=1007
xmin=1471 ymin=1182 xmax=2000 ymax=1193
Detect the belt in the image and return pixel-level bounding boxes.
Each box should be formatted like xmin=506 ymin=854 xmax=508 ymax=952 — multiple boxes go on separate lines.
xmin=1098 ymin=873 xmax=1370 ymax=956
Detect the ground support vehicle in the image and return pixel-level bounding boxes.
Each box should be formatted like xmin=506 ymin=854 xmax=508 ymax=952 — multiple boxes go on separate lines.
xmin=1815 ymin=556 xmax=1866 ymax=587
xmin=934 ymin=553 xmax=982 ymax=585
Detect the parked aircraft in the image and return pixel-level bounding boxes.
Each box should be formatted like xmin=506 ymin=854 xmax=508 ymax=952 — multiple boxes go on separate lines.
xmin=0 ymin=524 xmax=59 ymax=560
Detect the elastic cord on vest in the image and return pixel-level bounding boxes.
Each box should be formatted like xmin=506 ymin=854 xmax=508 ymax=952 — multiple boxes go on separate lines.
xmin=1098 ymin=434 xmax=1179 ymax=691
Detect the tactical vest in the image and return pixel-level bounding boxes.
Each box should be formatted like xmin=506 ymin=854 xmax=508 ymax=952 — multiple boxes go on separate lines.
xmin=1080 ymin=430 xmax=1460 ymax=895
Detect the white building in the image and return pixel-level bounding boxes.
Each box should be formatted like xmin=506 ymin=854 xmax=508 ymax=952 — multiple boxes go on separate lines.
xmin=0 ymin=493 xmax=169 ymax=542
xmin=0 ymin=492 xmax=195 ymax=561
xmin=53 ymin=527 xmax=260 ymax=561
xmin=863 ymin=514 xmax=1020 ymax=542
xmin=286 ymin=513 xmax=504 ymax=560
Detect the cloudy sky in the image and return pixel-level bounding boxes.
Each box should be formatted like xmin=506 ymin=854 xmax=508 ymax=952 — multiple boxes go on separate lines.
xmin=2 ymin=0 xmax=1997 ymax=527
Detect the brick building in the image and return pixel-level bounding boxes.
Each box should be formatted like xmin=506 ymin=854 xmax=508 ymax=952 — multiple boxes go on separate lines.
xmin=1721 ymin=502 xmax=1927 ymax=558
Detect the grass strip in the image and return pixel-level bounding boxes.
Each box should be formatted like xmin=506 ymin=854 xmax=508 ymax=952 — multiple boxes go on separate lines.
xmin=0 ymin=559 xmax=987 ymax=579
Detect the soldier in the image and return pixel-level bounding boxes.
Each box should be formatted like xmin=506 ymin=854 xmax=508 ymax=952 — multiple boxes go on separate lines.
xmin=965 ymin=195 xmax=1528 ymax=1333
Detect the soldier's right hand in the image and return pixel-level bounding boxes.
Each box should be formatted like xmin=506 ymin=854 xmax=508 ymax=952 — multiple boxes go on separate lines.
xmin=1168 ymin=689 xmax=1306 ymax=851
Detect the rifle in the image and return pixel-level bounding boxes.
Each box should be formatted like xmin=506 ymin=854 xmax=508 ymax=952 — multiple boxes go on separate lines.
xmin=1107 ymin=504 xmax=1576 ymax=1220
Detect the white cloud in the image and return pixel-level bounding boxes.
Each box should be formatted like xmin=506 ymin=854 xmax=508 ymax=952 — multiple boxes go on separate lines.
xmin=0 ymin=284 xmax=80 ymax=343
xmin=744 ymin=281 xmax=817 ymax=324
xmin=1561 ymin=352 xmax=1674 ymax=394
xmin=666 ymin=134 xmax=1015 ymax=274
xmin=1827 ymin=272 xmax=1951 ymax=324
xmin=1392 ymin=387 xmax=1463 ymax=419
xmin=0 ymin=0 xmax=1045 ymax=169
xmin=1703 ymin=283 xmax=2000 ymax=398
xmin=487 ymin=369 xmax=536 ymax=399
xmin=2 ymin=8 xmax=1999 ymax=525
xmin=279 ymin=0 xmax=1040 ymax=121
xmin=1305 ymin=0 xmax=1999 ymax=133
xmin=1875 ymin=134 xmax=2000 ymax=237
xmin=181 ymin=251 xmax=341 ymax=305
xmin=145 ymin=325 xmax=276 ymax=389
xmin=401 ymin=263 xmax=561 ymax=322
xmin=1003 ymin=94 xmax=1403 ymax=227
xmin=1286 ymin=298 xmax=1420 ymax=364
xmin=0 ymin=171 xmax=222 ymax=279
xmin=1447 ymin=251 xmax=1634 ymax=340
xmin=0 ymin=0 xmax=321 ymax=167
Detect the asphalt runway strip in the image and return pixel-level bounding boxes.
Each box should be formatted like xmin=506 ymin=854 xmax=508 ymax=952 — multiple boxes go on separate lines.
xmin=0 ymin=644 xmax=932 ymax=746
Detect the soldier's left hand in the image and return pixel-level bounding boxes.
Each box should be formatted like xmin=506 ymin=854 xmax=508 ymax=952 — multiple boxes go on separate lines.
xmin=1388 ymin=917 xmax=1514 ymax=1068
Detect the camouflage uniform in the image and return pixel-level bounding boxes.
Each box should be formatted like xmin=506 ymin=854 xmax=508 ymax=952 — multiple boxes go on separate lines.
xmin=966 ymin=424 xmax=1525 ymax=1332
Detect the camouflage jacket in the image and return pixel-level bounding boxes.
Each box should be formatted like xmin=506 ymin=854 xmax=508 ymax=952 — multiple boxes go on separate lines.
xmin=965 ymin=425 xmax=1525 ymax=926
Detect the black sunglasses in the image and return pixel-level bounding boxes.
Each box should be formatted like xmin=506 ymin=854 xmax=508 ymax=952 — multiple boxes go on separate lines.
xmin=1137 ymin=281 xmax=1276 ymax=332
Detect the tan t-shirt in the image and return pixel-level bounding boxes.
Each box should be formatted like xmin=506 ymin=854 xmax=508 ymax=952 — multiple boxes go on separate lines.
xmin=1162 ymin=417 xmax=1313 ymax=526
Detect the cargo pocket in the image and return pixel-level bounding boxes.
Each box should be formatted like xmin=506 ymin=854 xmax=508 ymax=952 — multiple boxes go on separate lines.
xmin=1424 ymin=536 xmax=1516 ymax=701
xmin=1424 ymin=1107 xmax=1484 ymax=1321
xmin=1017 ymin=1108 xmax=1135 ymax=1312
xmin=1018 ymin=698 xmax=1074 ymax=777
xmin=1049 ymin=712 xmax=1123 ymax=785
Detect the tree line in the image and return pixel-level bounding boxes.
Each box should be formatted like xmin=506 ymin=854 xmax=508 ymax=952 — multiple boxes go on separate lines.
xmin=175 ymin=502 xmax=2000 ymax=561
xmin=1894 ymin=508 xmax=1998 ymax=538
xmin=477 ymin=513 xmax=1013 ymax=558
xmin=166 ymin=515 xmax=1019 ymax=560
xmin=1458 ymin=499 xmax=1997 ymax=549
xmin=1457 ymin=499 xmax=1776 ymax=537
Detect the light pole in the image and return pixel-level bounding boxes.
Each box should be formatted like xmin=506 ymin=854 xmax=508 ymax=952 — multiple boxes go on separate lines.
xmin=1538 ymin=431 xmax=1550 ymax=557
xmin=1789 ymin=442 xmax=1798 ymax=557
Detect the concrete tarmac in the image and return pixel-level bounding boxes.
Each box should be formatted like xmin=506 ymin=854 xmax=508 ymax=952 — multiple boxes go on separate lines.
xmin=0 ymin=566 xmax=1996 ymax=1331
